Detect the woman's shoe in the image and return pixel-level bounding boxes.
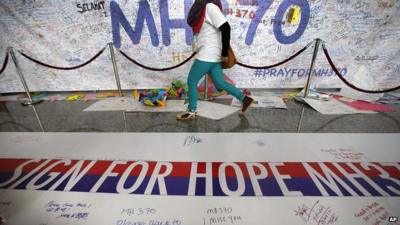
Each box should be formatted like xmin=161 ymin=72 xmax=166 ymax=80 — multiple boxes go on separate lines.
xmin=176 ymin=110 xmax=198 ymax=120
xmin=240 ymin=96 xmax=254 ymax=115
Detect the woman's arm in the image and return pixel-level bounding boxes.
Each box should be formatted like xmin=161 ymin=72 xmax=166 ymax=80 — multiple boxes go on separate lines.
xmin=219 ymin=22 xmax=231 ymax=57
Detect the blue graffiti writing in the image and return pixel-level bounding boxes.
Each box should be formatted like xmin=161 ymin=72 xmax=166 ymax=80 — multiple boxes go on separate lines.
xmin=111 ymin=0 xmax=310 ymax=47
xmin=273 ymin=0 xmax=310 ymax=44
xmin=254 ymin=68 xmax=348 ymax=78
xmin=245 ymin=0 xmax=273 ymax=45
xmin=159 ymin=0 xmax=193 ymax=46
xmin=246 ymin=0 xmax=310 ymax=45
xmin=111 ymin=0 xmax=159 ymax=48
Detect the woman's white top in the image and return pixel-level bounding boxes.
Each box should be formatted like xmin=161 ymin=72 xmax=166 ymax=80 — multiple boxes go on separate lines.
xmin=195 ymin=3 xmax=227 ymax=62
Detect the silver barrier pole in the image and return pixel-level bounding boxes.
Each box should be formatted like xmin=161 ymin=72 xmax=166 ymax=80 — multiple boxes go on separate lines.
xmin=108 ymin=43 xmax=128 ymax=132
xmin=31 ymin=104 xmax=45 ymax=132
xmin=204 ymin=75 xmax=209 ymax=100
xmin=9 ymin=47 xmax=42 ymax=106
xmin=122 ymin=111 xmax=128 ymax=132
xmin=108 ymin=43 xmax=123 ymax=97
xmin=304 ymin=38 xmax=321 ymax=98
xmin=297 ymin=106 xmax=305 ymax=133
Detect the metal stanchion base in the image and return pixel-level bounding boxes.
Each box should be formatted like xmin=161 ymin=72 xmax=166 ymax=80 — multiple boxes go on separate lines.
xmin=21 ymin=100 xmax=44 ymax=106
xmin=201 ymin=97 xmax=215 ymax=101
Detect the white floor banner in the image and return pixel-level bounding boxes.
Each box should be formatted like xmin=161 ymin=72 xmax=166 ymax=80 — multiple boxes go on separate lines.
xmin=0 ymin=133 xmax=399 ymax=224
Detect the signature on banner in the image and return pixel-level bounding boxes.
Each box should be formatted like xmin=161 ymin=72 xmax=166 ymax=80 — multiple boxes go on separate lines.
xmin=354 ymin=202 xmax=399 ymax=225
xmin=45 ymin=201 xmax=91 ymax=220
xmin=320 ymin=149 xmax=364 ymax=161
xmin=183 ymin=135 xmax=203 ymax=147
xmin=294 ymin=200 xmax=338 ymax=225
xmin=0 ymin=201 xmax=11 ymax=224
xmin=205 ymin=206 xmax=243 ymax=225
xmin=117 ymin=207 xmax=182 ymax=225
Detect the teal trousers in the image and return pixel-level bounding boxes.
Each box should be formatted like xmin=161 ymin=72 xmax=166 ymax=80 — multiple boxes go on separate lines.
xmin=187 ymin=59 xmax=244 ymax=111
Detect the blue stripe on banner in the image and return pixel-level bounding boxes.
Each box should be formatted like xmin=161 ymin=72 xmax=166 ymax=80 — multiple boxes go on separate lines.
xmin=283 ymin=177 xmax=322 ymax=196
xmin=0 ymin=172 xmax=13 ymax=184
xmin=355 ymin=178 xmax=383 ymax=196
xmin=371 ymin=177 xmax=400 ymax=196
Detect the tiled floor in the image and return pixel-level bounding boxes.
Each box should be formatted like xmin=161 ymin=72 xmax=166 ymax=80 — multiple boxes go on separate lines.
xmin=0 ymin=92 xmax=399 ymax=225
xmin=1 ymin=97 xmax=399 ymax=133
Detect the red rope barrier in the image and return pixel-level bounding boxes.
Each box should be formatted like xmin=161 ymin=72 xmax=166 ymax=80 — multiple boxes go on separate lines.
xmin=236 ymin=40 xmax=314 ymax=69
xmin=0 ymin=51 xmax=9 ymax=75
xmin=118 ymin=50 xmax=196 ymax=71
xmin=18 ymin=47 xmax=106 ymax=70
xmin=322 ymin=44 xmax=400 ymax=93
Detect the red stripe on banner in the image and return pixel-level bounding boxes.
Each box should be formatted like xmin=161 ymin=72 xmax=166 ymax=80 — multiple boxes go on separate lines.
xmin=275 ymin=162 xmax=310 ymax=177
xmin=0 ymin=159 xmax=31 ymax=172
xmin=87 ymin=160 xmax=114 ymax=175
xmin=82 ymin=161 xmax=186 ymax=176
xmin=351 ymin=162 xmax=400 ymax=178
xmin=351 ymin=163 xmax=380 ymax=177
xmin=0 ymin=158 xmax=50 ymax=173
xmin=371 ymin=162 xmax=400 ymax=178
xmin=337 ymin=163 xmax=356 ymax=174
xmin=168 ymin=162 xmax=192 ymax=177
xmin=325 ymin=163 xmax=348 ymax=177
xmin=155 ymin=162 xmax=276 ymax=178
xmin=50 ymin=160 xmax=94 ymax=173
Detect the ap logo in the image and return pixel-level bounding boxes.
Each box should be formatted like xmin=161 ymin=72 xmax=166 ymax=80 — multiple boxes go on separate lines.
xmin=388 ymin=216 xmax=398 ymax=223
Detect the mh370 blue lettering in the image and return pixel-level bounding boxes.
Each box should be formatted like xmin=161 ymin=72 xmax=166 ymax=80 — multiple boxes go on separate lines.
xmin=111 ymin=0 xmax=310 ymax=48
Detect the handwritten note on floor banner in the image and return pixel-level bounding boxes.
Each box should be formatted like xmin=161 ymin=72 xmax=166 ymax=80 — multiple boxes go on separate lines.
xmin=231 ymin=96 xmax=287 ymax=109
xmin=1 ymin=158 xmax=399 ymax=197
xmin=0 ymin=190 xmax=398 ymax=225
xmin=303 ymin=98 xmax=377 ymax=115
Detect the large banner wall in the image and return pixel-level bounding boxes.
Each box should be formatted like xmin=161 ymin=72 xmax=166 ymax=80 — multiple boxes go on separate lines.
xmin=0 ymin=0 xmax=399 ymax=93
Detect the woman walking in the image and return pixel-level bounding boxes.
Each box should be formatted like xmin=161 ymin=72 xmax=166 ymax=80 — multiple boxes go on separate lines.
xmin=176 ymin=0 xmax=253 ymax=120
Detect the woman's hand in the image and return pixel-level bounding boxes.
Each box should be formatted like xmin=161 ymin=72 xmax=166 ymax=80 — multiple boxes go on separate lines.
xmin=221 ymin=56 xmax=228 ymax=62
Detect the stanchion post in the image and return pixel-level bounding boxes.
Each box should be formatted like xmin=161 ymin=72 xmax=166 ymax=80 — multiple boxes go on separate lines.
xmin=297 ymin=106 xmax=305 ymax=133
xmin=304 ymin=38 xmax=321 ymax=98
xmin=31 ymin=104 xmax=45 ymax=132
xmin=8 ymin=47 xmax=42 ymax=106
xmin=108 ymin=43 xmax=128 ymax=132
xmin=203 ymin=75 xmax=209 ymax=100
xmin=8 ymin=48 xmax=45 ymax=131
xmin=108 ymin=43 xmax=123 ymax=97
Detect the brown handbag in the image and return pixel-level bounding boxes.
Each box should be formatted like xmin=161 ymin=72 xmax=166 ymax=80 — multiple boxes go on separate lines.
xmin=222 ymin=46 xmax=237 ymax=69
